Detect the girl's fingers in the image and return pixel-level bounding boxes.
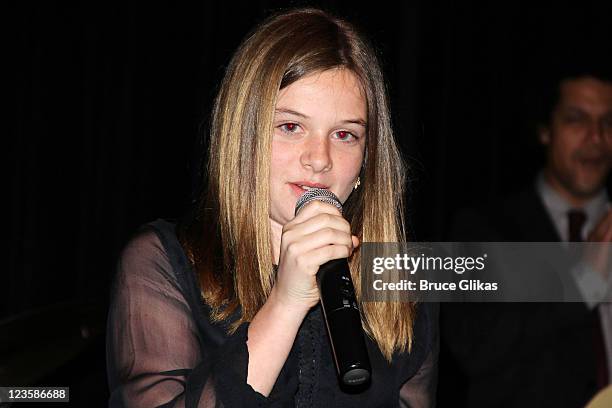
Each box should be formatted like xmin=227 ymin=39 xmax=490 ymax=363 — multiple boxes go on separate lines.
xmin=286 ymin=212 xmax=351 ymax=237
xmin=293 ymin=200 xmax=341 ymax=223
xmin=285 ymin=227 xmax=354 ymax=256
xmin=300 ymin=244 xmax=353 ymax=271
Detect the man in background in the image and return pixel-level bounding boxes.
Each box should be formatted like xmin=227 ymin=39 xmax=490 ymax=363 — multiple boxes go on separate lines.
xmin=438 ymin=69 xmax=612 ymax=407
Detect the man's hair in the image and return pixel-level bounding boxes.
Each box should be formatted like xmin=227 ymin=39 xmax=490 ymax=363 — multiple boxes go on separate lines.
xmin=536 ymin=56 xmax=612 ymax=127
xmin=178 ymin=7 xmax=414 ymax=361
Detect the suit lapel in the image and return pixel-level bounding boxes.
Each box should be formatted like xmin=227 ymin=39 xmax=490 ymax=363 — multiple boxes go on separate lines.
xmin=501 ymin=186 xmax=561 ymax=242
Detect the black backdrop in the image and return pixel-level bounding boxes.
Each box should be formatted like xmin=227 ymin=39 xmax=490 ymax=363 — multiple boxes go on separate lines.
xmin=8 ymin=0 xmax=612 ymax=403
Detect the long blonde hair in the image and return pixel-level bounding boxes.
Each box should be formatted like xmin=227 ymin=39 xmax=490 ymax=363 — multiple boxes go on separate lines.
xmin=179 ymin=8 xmax=414 ymax=361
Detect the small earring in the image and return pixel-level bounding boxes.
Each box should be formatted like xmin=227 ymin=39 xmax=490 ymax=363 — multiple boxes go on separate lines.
xmin=354 ymin=176 xmax=361 ymax=190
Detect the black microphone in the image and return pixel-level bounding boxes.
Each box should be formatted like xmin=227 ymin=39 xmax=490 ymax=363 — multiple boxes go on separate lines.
xmin=295 ymin=188 xmax=371 ymax=387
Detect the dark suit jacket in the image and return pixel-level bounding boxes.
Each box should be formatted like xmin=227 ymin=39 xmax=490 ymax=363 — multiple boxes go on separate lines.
xmin=437 ymin=185 xmax=600 ymax=408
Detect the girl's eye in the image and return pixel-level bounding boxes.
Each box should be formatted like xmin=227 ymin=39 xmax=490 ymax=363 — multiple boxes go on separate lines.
xmin=334 ymin=130 xmax=357 ymax=141
xmin=280 ymin=123 xmax=300 ymax=133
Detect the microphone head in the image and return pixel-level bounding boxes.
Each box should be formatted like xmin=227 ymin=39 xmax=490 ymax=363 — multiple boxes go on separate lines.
xmin=294 ymin=188 xmax=343 ymax=216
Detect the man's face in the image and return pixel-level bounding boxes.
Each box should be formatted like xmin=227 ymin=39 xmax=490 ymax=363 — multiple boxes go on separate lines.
xmin=540 ymin=77 xmax=612 ymax=201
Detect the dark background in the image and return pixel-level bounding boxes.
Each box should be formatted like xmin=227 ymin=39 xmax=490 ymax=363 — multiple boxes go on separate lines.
xmin=7 ymin=0 xmax=612 ymax=406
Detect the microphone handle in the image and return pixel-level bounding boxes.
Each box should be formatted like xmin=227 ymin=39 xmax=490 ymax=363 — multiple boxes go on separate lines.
xmin=317 ymin=258 xmax=371 ymax=386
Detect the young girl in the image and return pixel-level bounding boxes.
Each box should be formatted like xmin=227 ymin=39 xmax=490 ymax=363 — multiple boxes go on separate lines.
xmin=107 ymin=8 xmax=437 ymax=407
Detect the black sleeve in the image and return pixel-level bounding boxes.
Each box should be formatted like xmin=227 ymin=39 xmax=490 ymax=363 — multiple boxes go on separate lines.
xmin=106 ymin=228 xmax=287 ymax=407
xmin=399 ymin=302 xmax=440 ymax=408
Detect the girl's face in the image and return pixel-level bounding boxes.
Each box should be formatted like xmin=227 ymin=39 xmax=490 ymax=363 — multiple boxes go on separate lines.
xmin=269 ymin=68 xmax=367 ymax=226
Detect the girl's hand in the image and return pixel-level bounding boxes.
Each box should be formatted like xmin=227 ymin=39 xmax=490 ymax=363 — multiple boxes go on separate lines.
xmin=271 ymin=200 xmax=360 ymax=312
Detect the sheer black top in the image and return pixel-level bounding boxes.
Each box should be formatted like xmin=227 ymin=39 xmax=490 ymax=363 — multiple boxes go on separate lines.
xmin=106 ymin=219 xmax=438 ymax=407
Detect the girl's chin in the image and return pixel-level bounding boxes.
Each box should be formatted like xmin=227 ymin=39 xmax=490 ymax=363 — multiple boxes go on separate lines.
xmin=268 ymin=211 xmax=295 ymax=226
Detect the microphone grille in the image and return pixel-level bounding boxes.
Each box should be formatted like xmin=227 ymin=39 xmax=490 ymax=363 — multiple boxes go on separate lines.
xmin=294 ymin=188 xmax=343 ymax=217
